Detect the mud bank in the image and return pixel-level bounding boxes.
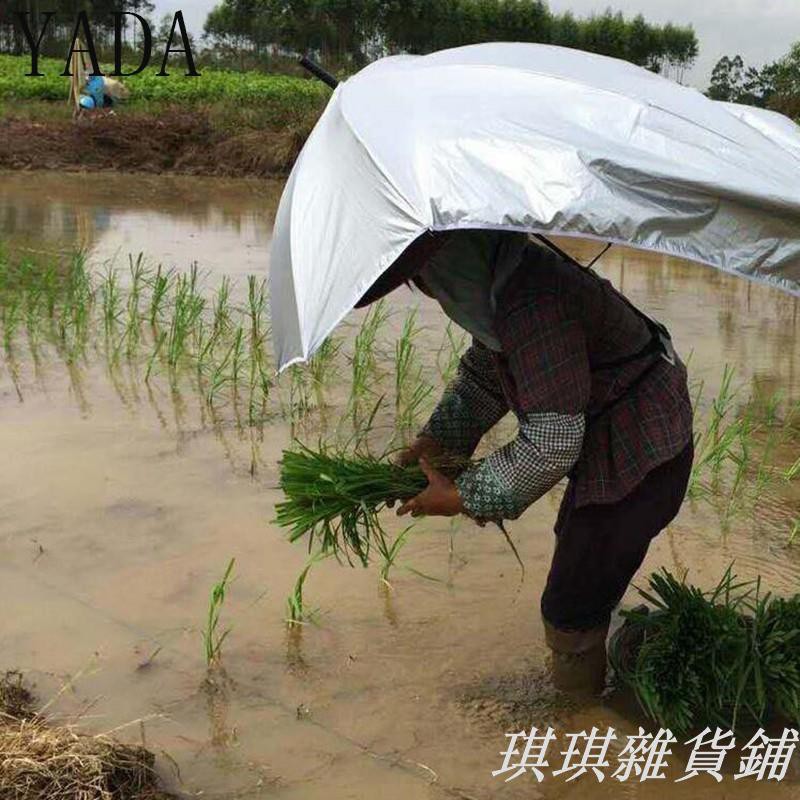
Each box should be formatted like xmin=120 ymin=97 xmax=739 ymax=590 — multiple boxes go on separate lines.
xmin=0 ymin=110 xmax=307 ymax=178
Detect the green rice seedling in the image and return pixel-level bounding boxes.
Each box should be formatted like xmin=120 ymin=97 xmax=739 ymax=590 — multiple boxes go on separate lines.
xmin=436 ymin=320 xmax=467 ymax=384
xmin=350 ymin=298 xmax=388 ymax=417
xmin=202 ymin=557 xmax=236 ymax=666
xmin=211 ymin=276 xmax=232 ymax=338
xmin=755 ymin=594 xmax=800 ymax=723
xmin=784 ymin=456 xmax=800 ymax=482
xmin=689 ymin=366 xmax=749 ymax=502
xmin=246 ymin=275 xmax=267 ymax=345
xmin=764 ymin=390 xmax=784 ymax=427
xmin=708 ymin=365 xmax=738 ymax=475
xmin=144 ymin=330 xmax=167 ymax=383
xmin=124 ymin=253 xmax=146 ymax=357
xmin=347 ymin=393 xmax=387 ymax=455
xmin=229 ymin=324 xmax=245 ymax=388
xmin=308 ymin=335 xmax=342 ymax=409
xmin=286 ymin=552 xmax=327 ymax=626
xmin=247 ymin=340 xmax=273 ymax=425
xmin=789 ymin=519 xmax=799 ymax=544
xmin=22 ymin=266 xmax=45 ymax=341
xmin=287 ymin=363 xmax=313 ymax=419
xmin=394 ymin=309 xmax=433 ymax=434
xmin=58 ymin=254 xmax=93 ymax=356
xmin=784 ymin=399 xmax=800 ymax=434
xmin=376 ymin=525 xmax=412 ymax=585
xmin=1 ymin=291 xmax=21 ymax=355
xmin=166 ymin=267 xmax=206 ymax=369
xmin=147 ymin=264 xmax=173 ymax=328
xmin=277 ymin=444 xmax=526 ymax=574
xmin=205 ymin=338 xmax=236 ymax=406
xmin=100 ymin=265 xmax=123 ymax=341
xmin=752 ymin=426 xmax=780 ymax=502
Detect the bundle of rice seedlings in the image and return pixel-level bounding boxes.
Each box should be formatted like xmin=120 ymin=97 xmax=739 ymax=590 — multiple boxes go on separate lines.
xmin=276 ymin=444 xmax=431 ymax=567
xmin=0 ymin=673 xmax=171 ymax=800
xmin=751 ymin=594 xmax=800 ymax=723
xmin=610 ymin=568 xmax=800 ymax=734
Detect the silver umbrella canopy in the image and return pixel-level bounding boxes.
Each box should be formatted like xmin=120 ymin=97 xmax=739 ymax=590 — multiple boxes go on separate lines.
xmin=270 ymin=43 xmax=800 ymax=371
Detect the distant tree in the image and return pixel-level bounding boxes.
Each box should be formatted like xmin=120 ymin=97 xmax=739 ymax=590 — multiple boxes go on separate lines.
xmin=708 ymin=52 xmax=787 ymax=110
xmin=708 ymin=54 xmax=745 ymax=102
xmin=626 ymin=13 xmax=661 ymax=71
xmin=770 ymin=42 xmax=800 ymax=119
xmin=0 ymin=0 xmax=156 ymax=59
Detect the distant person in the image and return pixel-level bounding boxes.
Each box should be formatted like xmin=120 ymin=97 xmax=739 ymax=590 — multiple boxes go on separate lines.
xmin=358 ymin=229 xmax=694 ymax=693
xmin=79 ymin=76 xmax=130 ymax=113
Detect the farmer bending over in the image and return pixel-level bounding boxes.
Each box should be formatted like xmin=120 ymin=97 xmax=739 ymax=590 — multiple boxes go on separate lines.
xmin=357 ymin=230 xmax=694 ymax=692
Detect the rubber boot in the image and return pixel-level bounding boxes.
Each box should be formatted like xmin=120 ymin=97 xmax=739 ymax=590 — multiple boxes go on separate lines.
xmin=544 ymin=618 xmax=610 ymax=696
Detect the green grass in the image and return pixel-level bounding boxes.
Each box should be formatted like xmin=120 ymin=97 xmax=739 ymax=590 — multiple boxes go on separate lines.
xmin=0 ymin=53 xmax=328 ymax=122
xmin=610 ymin=567 xmax=800 ymax=734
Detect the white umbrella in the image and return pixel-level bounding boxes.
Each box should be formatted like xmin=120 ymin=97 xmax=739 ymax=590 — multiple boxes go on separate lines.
xmin=270 ymin=42 xmax=800 ymax=371
xmin=718 ymin=101 xmax=800 ymax=161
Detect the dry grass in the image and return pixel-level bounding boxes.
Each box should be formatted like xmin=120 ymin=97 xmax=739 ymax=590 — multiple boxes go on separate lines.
xmin=0 ymin=672 xmax=172 ymax=800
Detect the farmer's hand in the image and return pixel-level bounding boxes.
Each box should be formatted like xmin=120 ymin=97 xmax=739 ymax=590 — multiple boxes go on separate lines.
xmin=395 ymin=434 xmax=443 ymax=467
xmin=397 ymin=458 xmax=464 ymax=518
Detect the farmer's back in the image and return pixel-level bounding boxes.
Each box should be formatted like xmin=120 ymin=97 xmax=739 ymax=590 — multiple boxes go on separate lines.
xmin=492 ymin=241 xmax=693 ymax=506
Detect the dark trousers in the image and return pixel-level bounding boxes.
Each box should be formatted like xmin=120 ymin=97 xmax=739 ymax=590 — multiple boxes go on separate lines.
xmin=540 ymin=440 xmax=694 ymax=632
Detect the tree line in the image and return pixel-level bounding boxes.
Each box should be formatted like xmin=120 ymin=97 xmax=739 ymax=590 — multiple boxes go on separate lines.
xmin=0 ymin=2 xmax=193 ymax=61
xmin=708 ymin=44 xmax=800 ymax=119
xmin=202 ymin=0 xmax=698 ymax=80
xmin=1 ymin=1 xmax=696 ymax=81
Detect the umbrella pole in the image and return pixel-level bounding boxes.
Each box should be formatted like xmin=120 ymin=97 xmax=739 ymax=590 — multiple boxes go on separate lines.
xmin=298 ymin=56 xmax=339 ymax=89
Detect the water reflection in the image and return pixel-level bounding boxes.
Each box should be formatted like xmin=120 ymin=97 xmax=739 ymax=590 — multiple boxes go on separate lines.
xmin=0 ymin=171 xmax=281 ymax=278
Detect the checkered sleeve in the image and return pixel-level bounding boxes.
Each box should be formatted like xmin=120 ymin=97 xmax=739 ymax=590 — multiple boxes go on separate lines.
xmin=420 ymin=340 xmax=509 ymax=457
xmin=455 ymin=411 xmax=585 ymax=521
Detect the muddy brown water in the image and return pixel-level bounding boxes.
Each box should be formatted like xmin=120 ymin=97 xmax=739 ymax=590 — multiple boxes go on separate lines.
xmin=1 ymin=171 xmax=799 ymax=799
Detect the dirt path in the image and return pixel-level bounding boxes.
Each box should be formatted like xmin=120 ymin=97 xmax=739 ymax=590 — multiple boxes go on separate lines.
xmin=0 ymin=111 xmax=304 ymax=178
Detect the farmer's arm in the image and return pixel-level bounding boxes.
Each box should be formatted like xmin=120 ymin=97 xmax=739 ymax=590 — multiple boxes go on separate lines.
xmin=400 ymin=290 xmax=589 ymax=520
xmin=456 ymin=289 xmax=590 ymax=520
xmin=455 ymin=412 xmax=585 ymax=520
xmin=402 ymin=339 xmax=508 ymax=464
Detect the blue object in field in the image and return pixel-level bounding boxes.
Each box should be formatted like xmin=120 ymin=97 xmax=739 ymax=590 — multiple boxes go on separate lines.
xmin=85 ymin=75 xmax=106 ymax=107
xmin=79 ymin=95 xmax=96 ymax=110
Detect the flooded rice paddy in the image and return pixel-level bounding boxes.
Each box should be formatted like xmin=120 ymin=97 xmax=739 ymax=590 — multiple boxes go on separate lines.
xmin=1 ymin=171 xmax=799 ymax=799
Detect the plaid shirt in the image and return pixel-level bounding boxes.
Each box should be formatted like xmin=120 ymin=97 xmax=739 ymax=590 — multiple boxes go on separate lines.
xmin=422 ymin=241 xmax=693 ymax=516
xmin=422 ymin=344 xmax=585 ymax=519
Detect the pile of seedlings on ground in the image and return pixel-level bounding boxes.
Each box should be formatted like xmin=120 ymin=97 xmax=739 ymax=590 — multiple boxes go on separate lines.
xmin=0 ymin=671 xmax=172 ymax=800
xmin=610 ymin=567 xmax=800 ymax=735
